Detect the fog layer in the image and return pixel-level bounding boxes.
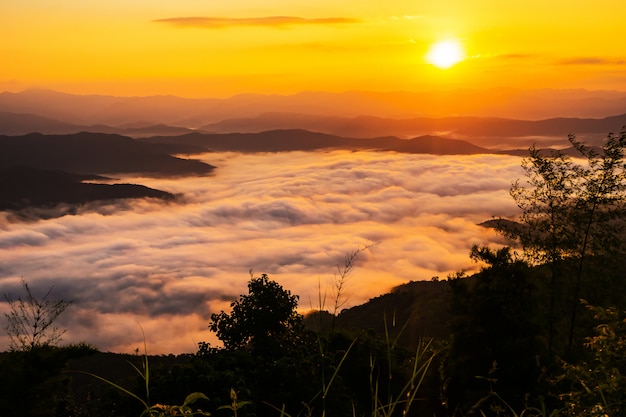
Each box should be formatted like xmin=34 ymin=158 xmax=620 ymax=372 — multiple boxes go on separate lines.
xmin=0 ymin=151 xmax=522 ymax=353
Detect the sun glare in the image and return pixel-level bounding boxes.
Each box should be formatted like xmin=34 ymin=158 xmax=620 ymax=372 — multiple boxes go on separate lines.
xmin=426 ymin=40 xmax=465 ymax=69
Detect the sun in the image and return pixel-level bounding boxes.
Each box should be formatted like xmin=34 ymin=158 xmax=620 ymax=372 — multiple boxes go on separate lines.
xmin=426 ymin=40 xmax=465 ymax=69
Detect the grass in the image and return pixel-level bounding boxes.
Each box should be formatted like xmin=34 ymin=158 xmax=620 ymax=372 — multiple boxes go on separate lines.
xmin=76 ymin=327 xmax=212 ymax=417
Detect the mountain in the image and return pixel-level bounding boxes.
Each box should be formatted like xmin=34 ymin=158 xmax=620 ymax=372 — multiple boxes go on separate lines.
xmin=140 ymin=129 xmax=491 ymax=155
xmin=5 ymin=109 xmax=624 ymax=151
xmin=0 ymin=132 xmax=214 ymax=176
xmin=201 ymin=112 xmax=626 ymax=147
xmin=0 ymin=89 xmax=212 ymax=126
xmin=0 ymin=112 xmax=198 ymax=137
xmin=203 ymin=112 xmax=626 ymax=138
xmin=3 ymin=88 xmax=626 ymax=128
xmin=0 ymin=166 xmax=175 ymax=215
xmin=0 ymin=112 xmax=79 ymax=135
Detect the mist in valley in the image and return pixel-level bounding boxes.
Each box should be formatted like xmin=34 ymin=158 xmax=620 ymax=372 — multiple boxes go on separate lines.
xmin=0 ymin=150 xmax=522 ymax=353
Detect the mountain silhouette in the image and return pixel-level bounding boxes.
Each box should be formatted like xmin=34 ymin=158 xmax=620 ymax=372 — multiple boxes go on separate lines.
xmin=140 ymin=129 xmax=490 ymax=154
xmin=0 ymin=112 xmax=197 ymax=137
xmin=201 ymin=112 xmax=626 ymax=140
xmin=0 ymin=132 xmax=214 ymax=176
xmin=3 ymin=88 xmax=626 ymax=127
xmin=0 ymin=165 xmax=175 ymax=213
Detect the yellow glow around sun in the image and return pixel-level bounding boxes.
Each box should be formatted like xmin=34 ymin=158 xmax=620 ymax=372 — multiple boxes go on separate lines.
xmin=426 ymin=40 xmax=465 ymax=69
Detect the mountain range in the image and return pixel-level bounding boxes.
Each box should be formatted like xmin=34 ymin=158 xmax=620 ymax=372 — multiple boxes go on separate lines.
xmin=139 ymin=129 xmax=490 ymax=154
xmin=200 ymin=112 xmax=626 ymax=142
xmin=0 ymin=127 xmax=612 ymax=220
xmin=2 ymin=90 xmax=625 ymax=151
xmin=2 ymin=88 xmax=626 ymax=127
xmin=2 ymin=88 xmax=626 ymax=219
xmin=0 ymin=128 xmax=506 ymax=219
xmin=0 ymin=112 xmax=196 ymax=137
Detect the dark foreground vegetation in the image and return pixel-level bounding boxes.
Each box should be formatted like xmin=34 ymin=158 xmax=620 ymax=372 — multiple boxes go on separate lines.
xmin=2 ymin=131 xmax=626 ymax=416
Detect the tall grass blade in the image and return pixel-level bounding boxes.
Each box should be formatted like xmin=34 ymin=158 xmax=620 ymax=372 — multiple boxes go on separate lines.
xmin=76 ymin=370 xmax=149 ymax=410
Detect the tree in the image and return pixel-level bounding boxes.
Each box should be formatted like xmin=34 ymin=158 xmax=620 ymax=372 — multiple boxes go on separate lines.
xmin=565 ymin=133 xmax=626 ymax=352
xmin=497 ymin=131 xmax=626 ymax=355
xmin=500 ymin=142 xmax=579 ymax=359
xmin=445 ymin=246 xmax=540 ymax=414
xmin=208 ymin=274 xmax=303 ymax=354
xmin=557 ymin=302 xmax=626 ymax=416
xmin=4 ymin=278 xmax=71 ymax=351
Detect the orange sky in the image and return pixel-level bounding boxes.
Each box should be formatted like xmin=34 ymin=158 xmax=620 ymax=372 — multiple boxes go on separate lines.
xmin=2 ymin=1 xmax=626 ymax=97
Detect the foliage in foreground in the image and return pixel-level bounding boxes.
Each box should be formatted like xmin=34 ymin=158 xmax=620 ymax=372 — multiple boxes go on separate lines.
xmin=0 ymin=342 xmax=98 ymax=417
xmin=199 ymin=273 xmax=443 ymax=417
xmin=445 ymin=246 xmax=542 ymax=415
xmin=497 ymin=131 xmax=626 ymax=356
xmin=556 ymin=302 xmax=626 ymax=416
xmin=79 ymin=338 xmax=212 ymax=417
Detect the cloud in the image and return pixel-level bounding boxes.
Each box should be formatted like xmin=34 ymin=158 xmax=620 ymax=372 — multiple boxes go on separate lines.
xmin=153 ymin=16 xmax=360 ymax=29
xmin=557 ymin=57 xmax=626 ymax=66
xmin=0 ymin=151 xmax=524 ymax=354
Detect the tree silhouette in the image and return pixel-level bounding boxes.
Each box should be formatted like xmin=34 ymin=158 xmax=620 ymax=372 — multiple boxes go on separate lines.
xmin=209 ymin=274 xmax=303 ymax=354
xmin=558 ymin=302 xmax=626 ymax=416
xmin=4 ymin=278 xmax=70 ymax=351
xmin=497 ymin=131 xmax=626 ymax=355
xmin=445 ymin=246 xmax=540 ymax=414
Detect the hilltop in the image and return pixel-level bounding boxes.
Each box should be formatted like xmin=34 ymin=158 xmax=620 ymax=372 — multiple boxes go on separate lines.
xmin=140 ymin=129 xmax=490 ymax=154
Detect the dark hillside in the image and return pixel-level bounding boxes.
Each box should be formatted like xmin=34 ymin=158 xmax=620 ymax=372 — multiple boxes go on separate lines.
xmin=0 ymin=132 xmax=214 ymax=176
xmin=0 ymin=166 xmax=175 ymax=214
xmin=306 ymin=279 xmax=453 ymax=349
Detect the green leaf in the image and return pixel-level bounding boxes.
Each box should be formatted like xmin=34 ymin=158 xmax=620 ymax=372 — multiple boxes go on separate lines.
xmin=183 ymin=392 xmax=209 ymax=407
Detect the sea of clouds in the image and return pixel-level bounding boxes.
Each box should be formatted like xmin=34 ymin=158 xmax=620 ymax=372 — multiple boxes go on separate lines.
xmin=0 ymin=150 xmax=524 ymax=354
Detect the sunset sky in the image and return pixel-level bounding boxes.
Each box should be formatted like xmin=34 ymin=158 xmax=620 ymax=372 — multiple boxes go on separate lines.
xmin=2 ymin=0 xmax=626 ymax=97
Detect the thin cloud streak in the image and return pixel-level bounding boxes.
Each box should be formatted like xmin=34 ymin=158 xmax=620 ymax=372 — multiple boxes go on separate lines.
xmin=0 ymin=151 xmax=523 ymax=354
xmin=557 ymin=56 xmax=626 ymax=66
xmin=153 ymin=16 xmax=360 ymax=29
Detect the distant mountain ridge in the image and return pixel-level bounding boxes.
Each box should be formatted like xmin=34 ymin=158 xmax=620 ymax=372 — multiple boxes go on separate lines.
xmin=2 ymin=88 xmax=626 ymax=129
xmin=0 ymin=112 xmax=197 ymax=137
xmin=201 ymin=112 xmax=626 ymax=140
xmin=2 ymin=89 xmax=625 ymax=150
